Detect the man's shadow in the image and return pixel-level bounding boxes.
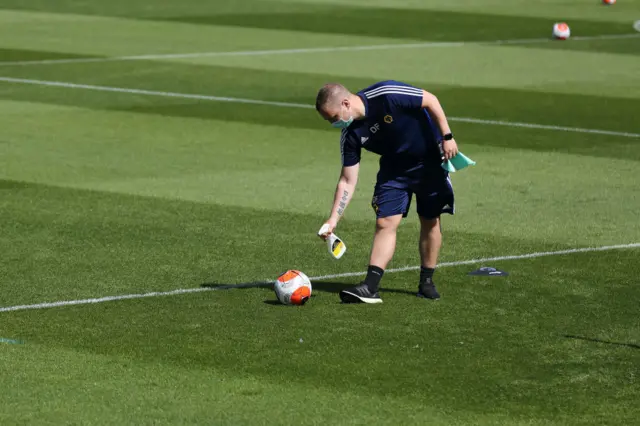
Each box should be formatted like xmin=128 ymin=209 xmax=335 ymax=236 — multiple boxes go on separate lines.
xmin=309 ymin=281 xmax=416 ymax=296
xmin=200 ymin=280 xmax=416 ymax=305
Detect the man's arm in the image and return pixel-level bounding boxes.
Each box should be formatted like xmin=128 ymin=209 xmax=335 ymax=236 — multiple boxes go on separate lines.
xmin=319 ymin=164 xmax=359 ymax=239
xmin=421 ymin=90 xmax=459 ymax=160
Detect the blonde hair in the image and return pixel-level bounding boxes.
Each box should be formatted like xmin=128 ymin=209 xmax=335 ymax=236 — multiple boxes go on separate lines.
xmin=315 ymin=83 xmax=350 ymax=111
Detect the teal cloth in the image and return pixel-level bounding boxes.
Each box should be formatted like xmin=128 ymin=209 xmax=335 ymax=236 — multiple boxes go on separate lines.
xmin=441 ymin=152 xmax=476 ymax=172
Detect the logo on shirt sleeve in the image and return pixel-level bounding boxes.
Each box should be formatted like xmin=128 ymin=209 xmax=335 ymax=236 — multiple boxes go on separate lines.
xmin=384 ymin=115 xmax=393 ymax=124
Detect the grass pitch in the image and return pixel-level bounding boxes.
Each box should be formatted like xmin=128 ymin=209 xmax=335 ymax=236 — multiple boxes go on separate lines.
xmin=1 ymin=1 xmax=639 ymax=424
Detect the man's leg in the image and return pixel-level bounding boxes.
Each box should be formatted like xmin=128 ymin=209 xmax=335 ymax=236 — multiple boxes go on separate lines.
xmin=340 ymin=184 xmax=409 ymax=304
xmin=417 ymin=216 xmax=442 ymax=300
xmin=370 ymin=214 xmax=404 ymax=269
xmin=414 ymin=174 xmax=454 ymax=300
xmin=419 ymin=216 xmax=441 ymax=269
xmin=339 ymin=215 xmax=403 ymax=304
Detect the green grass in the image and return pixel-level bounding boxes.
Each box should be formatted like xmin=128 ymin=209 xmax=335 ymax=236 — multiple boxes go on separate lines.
xmin=162 ymin=5 xmax=634 ymax=42
xmin=1 ymin=249 xmax=639 ymax=425
xmin=0 ymin=0 xmax=639 ymax=424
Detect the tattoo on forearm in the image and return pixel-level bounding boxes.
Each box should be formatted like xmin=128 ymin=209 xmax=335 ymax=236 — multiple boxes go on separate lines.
xmin=337 ymin=190 xmax=349 ymax=216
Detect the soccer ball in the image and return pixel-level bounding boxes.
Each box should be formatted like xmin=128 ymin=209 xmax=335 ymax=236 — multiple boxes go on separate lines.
xmin=602 ymin=0 xmax=616 ymax=4
xmin=552 ymin=22 xmax=571 ymax=40
xmin=274 ymin=270 xmax=312 ymax=305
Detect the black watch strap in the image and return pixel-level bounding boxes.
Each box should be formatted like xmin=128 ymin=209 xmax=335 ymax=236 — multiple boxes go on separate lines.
xmin=443 ymin=133 xmax=454 ymax=141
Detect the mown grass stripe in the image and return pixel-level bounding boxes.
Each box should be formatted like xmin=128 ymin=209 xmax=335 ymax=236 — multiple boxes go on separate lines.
xmin=1 ymin=243 xmax=638 ymax=313
xmin=1 ymin=76 xmax=638 ymax=138
xmin=0 ymin=33 xmax=637 ymax=67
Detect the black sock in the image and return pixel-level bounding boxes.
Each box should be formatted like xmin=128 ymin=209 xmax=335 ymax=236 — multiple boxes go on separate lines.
xmin=364 ymin=265 xmax=384 ymax=292
xmin=420 ymin=267 xmax=435 ymax=284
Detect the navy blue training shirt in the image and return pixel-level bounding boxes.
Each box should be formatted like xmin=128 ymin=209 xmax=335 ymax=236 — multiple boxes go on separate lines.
xmin=340 ymin=80 xmax=444 ymax=179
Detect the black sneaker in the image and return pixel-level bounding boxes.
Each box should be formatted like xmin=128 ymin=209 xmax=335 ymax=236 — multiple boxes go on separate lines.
xmin=417 ymin=278 xmax=440 ymax=300
xmin=340 ymin=283 xmax=383 ymax=304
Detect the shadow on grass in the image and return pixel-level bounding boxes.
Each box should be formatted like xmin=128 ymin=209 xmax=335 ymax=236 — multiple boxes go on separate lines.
xmin=262 ymin=300 xmax=288 ymax=306
xmin=0 ymin=179 xmax=34 ymax=189
xmin=564 ymin=335 xmax=640 ymax=350
xmin=201 ymin=281 xmax=416 ymax=296
xmin=313 ymin=281 xmax=417 ymax=296
xmin=201 ymin=282 xmax=271 ymax=290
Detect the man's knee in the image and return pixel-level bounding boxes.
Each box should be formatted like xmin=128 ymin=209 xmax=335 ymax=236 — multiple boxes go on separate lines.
xmin=420 ymin=216 xmax=441 ymax=233
xmin=376 ymin=215 xmax=402 ymax=231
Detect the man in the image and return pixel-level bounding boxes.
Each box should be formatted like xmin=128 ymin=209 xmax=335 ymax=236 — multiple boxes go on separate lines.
xmin=315 ymin=80 xmax=459 ymax=304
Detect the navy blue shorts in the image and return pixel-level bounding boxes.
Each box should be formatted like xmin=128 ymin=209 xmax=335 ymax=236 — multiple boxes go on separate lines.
xmin=371 ymin=175 xmax=454 ymax=219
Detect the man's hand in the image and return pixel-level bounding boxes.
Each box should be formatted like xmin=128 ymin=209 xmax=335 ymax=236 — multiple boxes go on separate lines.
xmin=442 ymin=139 xmax=459 ymax=160
xmin=318 ymin=218 xmax=338 ymax=241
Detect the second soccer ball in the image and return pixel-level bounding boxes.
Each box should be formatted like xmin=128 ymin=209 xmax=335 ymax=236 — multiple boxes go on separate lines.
xmin=552 ymin=22 xmax=571 ymax=40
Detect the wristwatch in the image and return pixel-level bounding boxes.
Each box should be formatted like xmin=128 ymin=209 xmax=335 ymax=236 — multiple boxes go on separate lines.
xmin=442 ymin=133 xmax=454 ymax=141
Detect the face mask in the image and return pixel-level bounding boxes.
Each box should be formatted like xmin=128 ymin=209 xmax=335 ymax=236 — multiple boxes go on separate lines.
xmin=331 ymin=106 xmax=353 ymax=129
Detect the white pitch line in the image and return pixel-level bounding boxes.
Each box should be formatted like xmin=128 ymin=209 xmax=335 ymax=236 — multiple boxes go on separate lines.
xmin=0 ymin=33 xmax=638 ymax=67
xmin=0 ymin=76 xmax=639 ymax=138
xmin=0 ymin=77 xmax=311 ymax=109
xmin=309 ymin=242 xmax=640 ymax=280
xmin=449 ymin=117 xmax=640 ymax=138
xmin=0 ymin=243 xmax=638 ymax=313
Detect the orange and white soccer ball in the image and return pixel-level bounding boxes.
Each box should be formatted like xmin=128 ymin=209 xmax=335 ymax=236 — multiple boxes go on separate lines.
xmin=552 ymin=22 xmax=571 ymax=40
xmin=602 ymin=0 xmax=616 ymax=5
xmin=274 ymin=270 xmax=312 ymax=305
